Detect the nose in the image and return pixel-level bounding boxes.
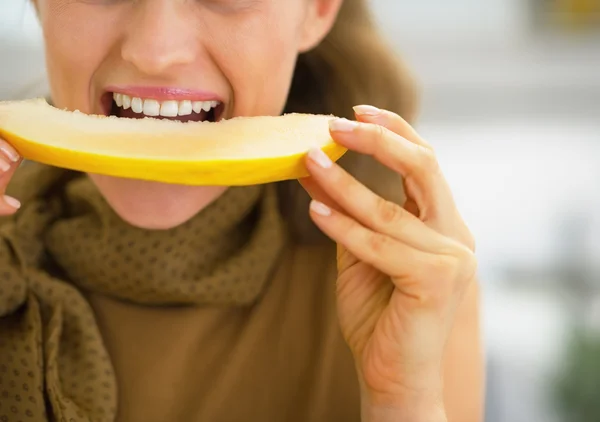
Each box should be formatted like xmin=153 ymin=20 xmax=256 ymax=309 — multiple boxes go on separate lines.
xmin=121 ymin=0 xmax=197 ymax=76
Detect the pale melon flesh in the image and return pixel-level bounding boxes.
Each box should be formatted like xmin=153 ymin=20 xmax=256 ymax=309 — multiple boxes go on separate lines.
xmin=0 ymin=98 xmax=347 ymax=186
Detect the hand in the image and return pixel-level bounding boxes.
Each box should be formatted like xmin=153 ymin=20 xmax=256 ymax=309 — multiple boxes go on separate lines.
xmin=0 ymin=136 xmax=22 ymax=215
xmin=300 ymin=105 xmax=477 ymax=421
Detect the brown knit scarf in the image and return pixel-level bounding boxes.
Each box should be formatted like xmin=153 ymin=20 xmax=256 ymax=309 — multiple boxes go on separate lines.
xmin=0 ymin=162 xmax=287 ymax=421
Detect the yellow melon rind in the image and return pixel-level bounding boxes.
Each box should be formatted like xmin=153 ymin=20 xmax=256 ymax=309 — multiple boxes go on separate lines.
xmin=0 ymin=98 xmax=348 ymax=186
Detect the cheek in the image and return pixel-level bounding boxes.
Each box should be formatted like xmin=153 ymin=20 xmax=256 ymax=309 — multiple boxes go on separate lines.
xmin=41 ymin=3 xmax=121 ymax=111
xmin=206 ymin=8 xmax=303 ymax=116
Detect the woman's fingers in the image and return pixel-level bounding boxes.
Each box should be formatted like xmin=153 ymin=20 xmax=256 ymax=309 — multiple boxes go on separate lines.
xmin=309 ymin=199 xmax=477 ymax=301
xmin=327 ymin=114 xmax=460 ymax=240
xmin=311 ymin=199 xmax=477 ymax=303
xmin=353 ymin=105 xmax=430 ymax=148
xmin=305 ymin=148 xmax=447 ymax=252
xmin=308 ymin=199 xmax=432 ymax=279
xmin=0 ymin=138 xmax=21 ymax=164
xmin=0 ymin=137 xmax=22 ymax=215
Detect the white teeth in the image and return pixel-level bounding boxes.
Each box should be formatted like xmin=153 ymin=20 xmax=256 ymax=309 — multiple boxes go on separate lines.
xmin=160 ymin=101 xmax=179 ymax=117
xmin=143 ymin=99 xmax=160 ymax=116
xmin=112 ymin=93 xmax=221 ymax=118
xmin=122 ymin=94 xmax=131 ymax=110
xmin=114 ymin=93 xmax=123 ymax=107
xmin=131 ymin=97 xmax=143 ymax=114
xmin=178 ymin=100 xmax=193 ymax=116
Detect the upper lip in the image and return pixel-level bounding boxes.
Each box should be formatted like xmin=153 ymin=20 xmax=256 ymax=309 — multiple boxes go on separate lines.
xmin=105 ymin=85 xmax=223 ymax=102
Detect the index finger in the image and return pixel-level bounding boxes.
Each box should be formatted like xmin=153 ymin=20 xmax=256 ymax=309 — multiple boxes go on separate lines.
xmin=353 ymin=105 xmax=430 ymax=148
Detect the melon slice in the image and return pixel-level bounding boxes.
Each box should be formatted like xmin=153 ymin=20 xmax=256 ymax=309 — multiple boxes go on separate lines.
xmin=0 ymin=98 xmax=347 ymax=186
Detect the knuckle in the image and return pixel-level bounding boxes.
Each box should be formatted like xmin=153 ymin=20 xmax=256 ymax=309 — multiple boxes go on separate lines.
xmin=382 ymin=108 xmax=401 ymax=120
xmin=459 ymin=246 xmax=479 ymax=282
xmin=429 ymin=254 xmax=457 ymax=281
xmin=437 ymin=245 xmax=478 ymax=286
xmin=374 ymin=121 xmax=387 ymax=138
xmin=413 ymin=245 xmax=478 ymax=307
xmin=417 ymin=145 xmax=440 ymax=175
xmin=367 ymin=232 xmax=391 ymax=255
xmin=463 ymin=230 xmax=477 ymax=252
xmin=369 ymin=122 xmax=387 ymax=145
xmin=368 ymin=123 xmax=399 ymax=160
xmin=375 ymin=196 xmax=404 ymax=226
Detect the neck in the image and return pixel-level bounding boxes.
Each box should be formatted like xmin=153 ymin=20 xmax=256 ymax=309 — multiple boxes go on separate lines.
xmin=88 ymin=173 xmax=229 ymax=230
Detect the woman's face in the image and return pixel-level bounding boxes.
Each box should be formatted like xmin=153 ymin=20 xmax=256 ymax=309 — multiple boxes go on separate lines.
xmin=35 ymin=0 xmax=341 ymax=229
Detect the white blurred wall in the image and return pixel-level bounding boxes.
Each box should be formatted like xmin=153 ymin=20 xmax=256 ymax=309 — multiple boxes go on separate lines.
xmin=372 ymin=2 xmax=600 ymax=422
xmin=372 ymin=0 xmax=528 ymax=42
xmin=0 ymin=1 xmax=48 ymax=99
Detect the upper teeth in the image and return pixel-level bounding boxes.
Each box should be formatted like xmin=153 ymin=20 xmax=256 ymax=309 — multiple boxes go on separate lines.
xmin=113 ymin=93 xmax=220 ymax=117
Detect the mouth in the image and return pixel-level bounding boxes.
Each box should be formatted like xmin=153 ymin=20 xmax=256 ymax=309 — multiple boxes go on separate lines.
xmin=101 ymin=91 xmax=225 ymax=123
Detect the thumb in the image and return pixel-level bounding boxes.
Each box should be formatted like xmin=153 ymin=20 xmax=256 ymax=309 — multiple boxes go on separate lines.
xmin=0 ymin=138 xmax=22 ymax=215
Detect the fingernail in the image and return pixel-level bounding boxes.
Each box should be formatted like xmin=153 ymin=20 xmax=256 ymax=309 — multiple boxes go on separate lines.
xmin=310 ymin=200 xmax=331 ymax=217
xmin=329 ymin=118 xmax=358 ymax=132
xmin=4 ymin=195 xmax=21 ymax=209
xmin=308 ymin=148 xmax=332 ymax=169
xmin=353 ymin=105 xmax=381 ymax=116
xmin=0 ymin=145 xmax=20 ymax=162
xmin=0 ymin=160 xmax=10 ymax=172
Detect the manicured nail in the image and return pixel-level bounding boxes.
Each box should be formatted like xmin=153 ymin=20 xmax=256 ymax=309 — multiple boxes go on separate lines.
xmin=310 ymin=200 xmax=331 ymax=217
xmin=353 ymin=105 xmax=381 ymax=116
xmin=0 ymin=145 xmax=20 ymax=162
xmin=4 ymin=195 xmax=21 ymax=209
xmin=308 ymin=148 xmax=333 ymax=169
xmin=0 ymin=160 xmax=10 ymax=172
xmin=329 ymin=118 xmax=358 ymax=132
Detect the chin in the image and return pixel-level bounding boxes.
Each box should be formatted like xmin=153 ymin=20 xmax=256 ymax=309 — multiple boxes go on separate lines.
xmin=88 ymin=173 xmax=228 ymax=230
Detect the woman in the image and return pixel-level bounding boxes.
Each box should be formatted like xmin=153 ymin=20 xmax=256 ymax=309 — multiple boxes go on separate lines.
xmin=0 ymin=0 xmax=483 ymax=421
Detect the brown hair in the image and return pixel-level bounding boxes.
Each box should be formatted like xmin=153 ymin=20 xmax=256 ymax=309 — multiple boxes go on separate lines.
xmin=279 ymin=0 xmax=419 ymax=242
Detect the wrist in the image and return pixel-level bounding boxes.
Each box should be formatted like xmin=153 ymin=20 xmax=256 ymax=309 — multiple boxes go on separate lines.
xmin=361 ymin=387 xmax=447 ymax=422
xmin=362 ymin=399 xmax=447 ymax=422
xmin=356 ymin=360 xmax=446 ymax=422
xmin=363 ymin=407 xmax=447 ymax=422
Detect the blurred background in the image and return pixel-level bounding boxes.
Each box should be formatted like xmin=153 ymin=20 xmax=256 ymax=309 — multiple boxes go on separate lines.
xmin=371 ymin=1 xmax=600 ymax=421
xmin=1 ymin=1 xmax=599 ymax=421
